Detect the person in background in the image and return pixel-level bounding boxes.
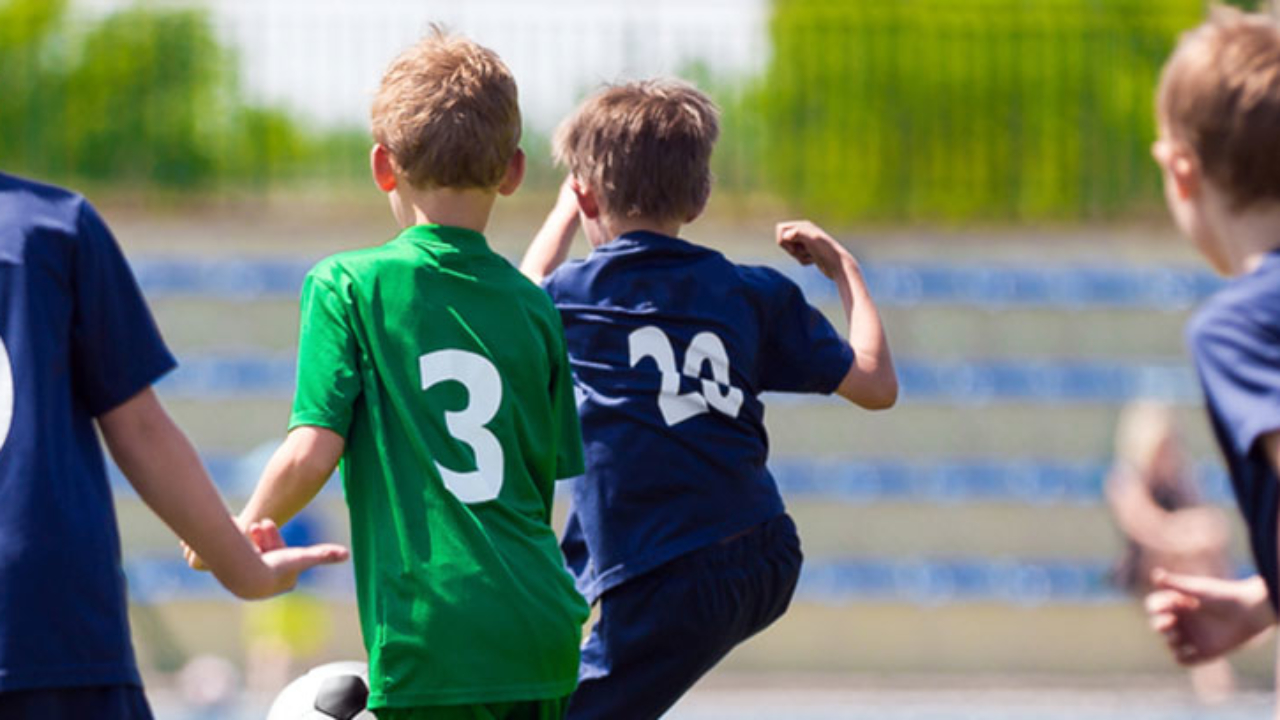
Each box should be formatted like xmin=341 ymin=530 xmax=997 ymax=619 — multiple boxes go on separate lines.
xmin=1106 ymin=400 xmax=1234 ymax=701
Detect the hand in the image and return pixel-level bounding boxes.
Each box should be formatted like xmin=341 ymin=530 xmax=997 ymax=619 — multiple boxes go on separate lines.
xmin=554 ymin=176 xmax=581 ymax=219
xmin=1144 ymin=569 xmax=1274 ymax=665
xmin=244 ymin=518 xmax=349 ymax=599
xmin=776 ymin=220 xmax=856 ymax=280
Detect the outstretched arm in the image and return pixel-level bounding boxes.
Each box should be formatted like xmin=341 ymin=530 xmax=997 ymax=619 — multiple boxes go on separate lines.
xmin=521 ymin=178 xmax=583 ymax=285
xmin=1143 ymin=431 xmax=1280 ymax=665
xmin=1145 ymin=570 xmax=1273 ymax=665
xmin=776 ymin=220 xmax=897 ymax=410
xmin=99 ymin=389 xmax=348 ymax=599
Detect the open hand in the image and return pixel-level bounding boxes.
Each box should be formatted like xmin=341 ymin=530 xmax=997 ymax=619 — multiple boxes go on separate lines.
xmin=248 ymin=519 xmax=349 ymax=598
xmin=1144 ymin=569 xmax=1273 ymax=665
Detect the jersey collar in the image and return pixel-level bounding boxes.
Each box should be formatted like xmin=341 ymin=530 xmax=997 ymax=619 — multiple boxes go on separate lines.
xmin=601 ymin=230 xmax=705 ymax=256
xmin=396 ymin=224 xmax=491 ymax=256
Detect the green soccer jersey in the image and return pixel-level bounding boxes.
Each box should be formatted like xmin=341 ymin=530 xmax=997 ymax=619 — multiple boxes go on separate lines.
xmin=289 ymin=224 xmax=589 ymax=709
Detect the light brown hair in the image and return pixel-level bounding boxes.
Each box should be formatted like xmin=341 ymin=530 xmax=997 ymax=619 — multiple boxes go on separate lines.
xmin=371 ymin=28 xmax=521 ymax=190
xmin=1158 ymin=8 xmax=1280 ymax=209
xmin=554 ymin=79 xmax=719 ymax=223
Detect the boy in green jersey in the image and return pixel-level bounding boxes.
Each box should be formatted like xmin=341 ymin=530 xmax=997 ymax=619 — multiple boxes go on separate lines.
xmin=229 ymin=30 xmax=589 ymax=718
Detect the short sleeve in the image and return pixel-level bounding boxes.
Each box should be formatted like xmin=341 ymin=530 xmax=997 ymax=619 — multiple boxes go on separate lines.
xmin=549 ymin=320 xmax=585 ymax=480
xmin=1189 ymin=308 xmax=1280 ymax=456
xmin=288 ymin=270 xmax=362 ymax=436
xmin=755 ymin=270 xmax=854 ymax=395
xmin=70 ymin=200 xmax=176 ymax=416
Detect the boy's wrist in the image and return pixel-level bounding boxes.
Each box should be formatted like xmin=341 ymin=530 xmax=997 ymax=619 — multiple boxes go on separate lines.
xmin=550 ymin=198 xmax=581 ymax=225
xmin=832 ymin=251 xmax=862 ymax=280
xmin=1244 ymin=576 xmax=1276 ymax=630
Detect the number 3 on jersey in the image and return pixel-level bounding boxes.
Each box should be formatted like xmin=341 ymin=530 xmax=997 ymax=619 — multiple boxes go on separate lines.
xmin=419 ymin=349 xmax=504 ymax=504
xmin=629 ymin=326 xmax=743 ymax=426
xmin=0 ymin=338 xmax=11 ymax=452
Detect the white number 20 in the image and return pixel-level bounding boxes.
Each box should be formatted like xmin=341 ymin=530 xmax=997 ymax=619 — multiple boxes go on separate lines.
xmin=0 ymin=337 xmax=11 ymax=452
xmin=629 ymin=326 xmax=743 ymax=427
xmin=419 ymin=349 xmax=504 ymax=504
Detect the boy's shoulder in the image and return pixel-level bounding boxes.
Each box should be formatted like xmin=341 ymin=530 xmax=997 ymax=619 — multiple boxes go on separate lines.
xmin=0 ymin=172 xmax=88 ymax=236
xmin=307 ymin=233 xmax=555 ymax=314
xmin=1189 ymin=253 xmax=1280 ymax=342
xmin=1187 ymin=254 xmax=1280 ymax=384
xmin=544 ymin=234 xmax=803 ymax=305
xmin=307 ymin=242 xmax=403 ymax=280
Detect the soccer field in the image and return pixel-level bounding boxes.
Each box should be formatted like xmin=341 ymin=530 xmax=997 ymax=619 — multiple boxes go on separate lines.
xmin=106 ymin=201 xmax=1273 ymax=716
xmin=148 ymin=682 xmax=1275 ymax=719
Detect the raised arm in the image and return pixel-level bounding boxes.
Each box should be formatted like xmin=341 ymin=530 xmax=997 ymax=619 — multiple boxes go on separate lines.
xmin=776 ymin=220 xmax=897 ymax=410
xmin=520 ymin=178 xmax=583 ymax=284
xmin=99 ymin=389 xmax=347 ymax=599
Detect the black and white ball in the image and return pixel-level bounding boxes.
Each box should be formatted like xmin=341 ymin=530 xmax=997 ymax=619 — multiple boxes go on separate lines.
xmin=266 ymin=661 xmax=374 ymax=720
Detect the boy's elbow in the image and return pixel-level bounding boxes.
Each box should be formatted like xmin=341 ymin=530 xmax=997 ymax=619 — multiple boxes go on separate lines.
xmin=837 ymin=369 xmax=899 ymax=410
xmin=861 ymin=379 xmax=899 ymax=410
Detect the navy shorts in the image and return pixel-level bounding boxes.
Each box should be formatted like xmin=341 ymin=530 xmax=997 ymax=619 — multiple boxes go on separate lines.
xmin=567 ymin=513 xmax=803 ymax=720
xmin=0 ymin=684 xmax=153 ymax=719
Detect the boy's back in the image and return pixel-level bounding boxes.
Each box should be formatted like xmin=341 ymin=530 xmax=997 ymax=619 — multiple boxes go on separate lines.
xmin=0 ymin=172 xmax=173 ymax=694
xmin=293 ymin=224 xmax=587 ymax=707
xmin=545 ymin=231 xmax=852 ymax=600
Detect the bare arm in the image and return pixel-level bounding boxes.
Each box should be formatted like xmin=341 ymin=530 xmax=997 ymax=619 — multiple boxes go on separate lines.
xmin=520 ymin=179 xmax=582 ymax=285
xmin=776 ymin=220 xmax=898 ymax=410
xmin=1105 ymin=468 xmax=1228 ymax=554
xmin=238 ymin=426 xmax=345 ymax=528
xmin=1146 ymin=570 xmax=1273 ymax=665
xmin=99 ymin=389 xmax=347 ymax=599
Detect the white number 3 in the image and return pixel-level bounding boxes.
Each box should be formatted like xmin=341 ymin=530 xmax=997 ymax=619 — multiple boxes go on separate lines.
xmin=419 ymin=349 xmax=504 ymax=504
xmin=629 ymin=326 xmax=743 ymax=426
xmin=0 ymin=338 xmax=11 ymax=452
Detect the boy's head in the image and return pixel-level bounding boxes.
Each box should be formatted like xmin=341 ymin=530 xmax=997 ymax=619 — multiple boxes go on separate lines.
xmin=1154 ymin=8 xmax=1280 ymax=271
xmin=370 ymin=28 xmax=522 ymax=194
xmin=554 ymin=79 xmax=719 ymax=233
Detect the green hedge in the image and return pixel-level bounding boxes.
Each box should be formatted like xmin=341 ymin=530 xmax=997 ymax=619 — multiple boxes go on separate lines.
xmin=0 ymin=0 xmax=365 ymax=192
xmin=745 ymin=0 xmax=1206 ymax=221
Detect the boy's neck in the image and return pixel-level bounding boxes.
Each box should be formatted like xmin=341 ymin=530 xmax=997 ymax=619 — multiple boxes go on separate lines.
xmin=604 ymin=215 xmax=683 ymax=241
xmin=394 ymin=186 xmax=497 ymax=235
xmin=1208 ymin=197 xmax=1280 ymax=276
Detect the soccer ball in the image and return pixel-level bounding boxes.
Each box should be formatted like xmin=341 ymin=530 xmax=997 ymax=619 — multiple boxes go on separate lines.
xmin=266 ymin=661 xmax=374 ymax=720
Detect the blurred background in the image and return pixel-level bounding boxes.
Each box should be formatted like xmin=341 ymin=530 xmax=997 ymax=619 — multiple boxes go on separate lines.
xmin=4 ymin=0 xmax=1279 ymax=717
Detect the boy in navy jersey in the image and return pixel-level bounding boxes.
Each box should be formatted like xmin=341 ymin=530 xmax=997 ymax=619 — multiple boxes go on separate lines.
xmin=522 ymin=79 xmax=898 ymax=719
xmin=1141 ymin=9 xmax=1280 ymax=688
xmin=0 ymin=173 xmax=347 ymax=719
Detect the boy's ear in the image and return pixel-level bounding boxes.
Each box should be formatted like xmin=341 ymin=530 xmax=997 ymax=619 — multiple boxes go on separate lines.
xmin=371 ymin=144 xmax=398 ymax=193
xmin=1158 ymin=140 xmax=1202 ymax=201
xmin=497 ymin=149 xmax=526 ymax=197
xmin=570 ymin=176 xmax=602 ymax=220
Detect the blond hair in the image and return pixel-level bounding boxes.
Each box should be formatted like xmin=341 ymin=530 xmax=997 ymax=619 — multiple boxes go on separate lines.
xmin=553 ymin=79 xmax=719 ymax=224
xmin=371 ymin=28 xmax=521 ymax=190
xmin=1158 ymin=8 xmax=1280 ymax=209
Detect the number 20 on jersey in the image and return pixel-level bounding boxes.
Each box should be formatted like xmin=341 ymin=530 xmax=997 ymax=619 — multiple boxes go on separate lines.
xmin=629 ymin=326 xmax=743 ymax=427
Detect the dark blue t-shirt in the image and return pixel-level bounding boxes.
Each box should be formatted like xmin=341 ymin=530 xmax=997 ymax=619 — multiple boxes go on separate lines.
xmin=0 ymin=173 xmax=176 ymax=691
xmin=1187 ymin=250 xmax=1280 ymax=612
xmin=544 ymin=232 xmax=854 ymax=601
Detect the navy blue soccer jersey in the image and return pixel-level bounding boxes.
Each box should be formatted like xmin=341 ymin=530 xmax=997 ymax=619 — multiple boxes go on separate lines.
xmin=1187 ymin=250 xmax=1280 ymax=611
xmin=543 ymin=231 xmax=853 ymax=601
xmin=0 ymin=173 xmax=175 ymax=691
